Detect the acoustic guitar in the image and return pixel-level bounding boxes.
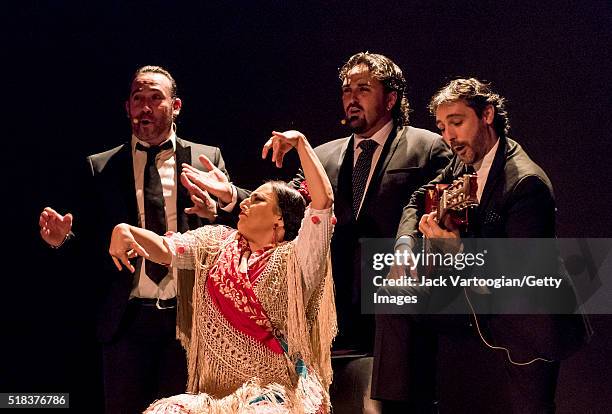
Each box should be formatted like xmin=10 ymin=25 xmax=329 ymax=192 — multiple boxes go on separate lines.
xmin=423 ymin=173 xmax=479 ymax=231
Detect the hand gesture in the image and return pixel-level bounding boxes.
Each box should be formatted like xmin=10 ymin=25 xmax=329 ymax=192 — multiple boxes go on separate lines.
xmin=109 ymin=224 xmax=149 ymax=273
xmin=180 ymin=172 xmax=218 ymax=220
xmin=182 ymin=155 xmax=233 ymax=204
xmin=261 ymin=130 xmax=304 ymax=168
xmin=39 ymin=207 xmax=73 ymax=247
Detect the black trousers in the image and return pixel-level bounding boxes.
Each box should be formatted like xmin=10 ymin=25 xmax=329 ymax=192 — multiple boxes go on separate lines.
xmin=102 ymin=301 xmax=187 ymax=414
xmin=372 ymin=313 xmax=561 ymax=414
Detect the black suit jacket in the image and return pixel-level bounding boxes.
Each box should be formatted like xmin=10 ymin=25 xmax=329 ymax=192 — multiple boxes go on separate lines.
xmin=77 ymin=137 xmax=241 ymax=342
xmin=396 ymin=136 xmax=588 ymax=360
xmin=304 ymin=125 xmax=451 ymax=352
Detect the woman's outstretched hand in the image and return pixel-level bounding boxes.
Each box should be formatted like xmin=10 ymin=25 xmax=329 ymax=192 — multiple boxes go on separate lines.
xmin=109 ymin=224 xmax=150 ymax=273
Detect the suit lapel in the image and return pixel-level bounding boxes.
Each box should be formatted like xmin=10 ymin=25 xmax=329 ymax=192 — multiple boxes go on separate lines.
xmin=358 ymin=126 xmax=401 ymax=219
xmin=478 ymin=136 xmax=507 ymax=212
xmin=115 ymin=143 xmax=139 ymax=227
xmin=372 ymin=125 xmax=401 ymax=182
xmin=336 ymin=137 xmax=354 ymax=202
xmin=324 ymin=138 xmax=349 ymax=188
xmin=331 ymin=137 xmax=355 ymax=224
xmin=175 ymin=138 xmax=192 ymax=233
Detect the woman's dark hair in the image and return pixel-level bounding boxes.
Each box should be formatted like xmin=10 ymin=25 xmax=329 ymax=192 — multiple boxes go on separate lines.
xmin=269 ymin=181 xmax=307 ymax=242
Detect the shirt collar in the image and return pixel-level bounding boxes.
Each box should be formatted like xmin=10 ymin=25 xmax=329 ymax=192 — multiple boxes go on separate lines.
xmin=131 ymin=130 xmax=177 ymax=153
xmin=353 ymin=120 xmax=394 ymax=151
xmin=472 ymin=138 xmax=499 ymax=173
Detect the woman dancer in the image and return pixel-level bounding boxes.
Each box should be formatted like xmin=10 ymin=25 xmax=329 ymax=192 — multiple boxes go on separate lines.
xmin=109 ymin=130 xmax=336 ymax=413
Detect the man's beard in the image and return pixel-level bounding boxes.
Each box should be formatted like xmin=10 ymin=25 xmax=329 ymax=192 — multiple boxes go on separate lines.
xmin=349 ymin=116 xmax=368 ymax=134
xmin=455 ymin=128 xmax=489 ymax=165
xmin=134 ymin=117 xmax=173 ymax=143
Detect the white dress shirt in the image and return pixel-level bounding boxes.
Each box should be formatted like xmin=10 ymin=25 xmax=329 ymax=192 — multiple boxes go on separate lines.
xmin=352 ymin=120 xmax=394 ymax=216
xmin=472 ymin=138 xmax=500 ymax=202
xmin=130 ymin=133 xmax=178 ymax=300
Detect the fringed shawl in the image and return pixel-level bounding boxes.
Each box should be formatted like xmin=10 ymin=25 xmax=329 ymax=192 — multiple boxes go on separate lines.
xmin=174 ymin=225 xmax=336 ymax=412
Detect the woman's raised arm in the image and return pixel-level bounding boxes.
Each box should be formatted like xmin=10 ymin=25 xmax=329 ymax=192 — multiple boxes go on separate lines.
xmin=262 ymin=130 xmax=333 ymax=210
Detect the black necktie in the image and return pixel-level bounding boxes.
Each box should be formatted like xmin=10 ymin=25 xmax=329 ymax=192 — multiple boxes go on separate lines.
xmin=465 ymin=164 xmax=476 ymax=175
xmin=136 ymin=141 xmax=173 ymax=284
xmin=352 ymin=139 xmax=378 ymax=218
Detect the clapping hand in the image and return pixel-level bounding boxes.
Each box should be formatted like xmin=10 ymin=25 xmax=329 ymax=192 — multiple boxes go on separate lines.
xmin=182 ymin=155 xmax=233 ymax=203
xmin=39 ymin=207 xmax=73 ymax=247
xmin=180 ymin=172 xmax=218 ymax=220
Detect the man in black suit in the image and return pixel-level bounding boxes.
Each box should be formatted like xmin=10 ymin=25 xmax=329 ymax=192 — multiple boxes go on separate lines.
xmin=374 ymin=78 xmax=587 ymax=413
xmin=39 ymin=66 xmax=245 ymax=413
xmin=298 ymin=52 xmax=451 ymax=413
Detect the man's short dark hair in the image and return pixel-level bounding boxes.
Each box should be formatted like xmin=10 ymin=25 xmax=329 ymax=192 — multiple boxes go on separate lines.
xmin=132 ymin=65 xmax=178 ymax=98
xmin=429 ymin=78 xmax=509 ymax=137
xmin=339 ymin=52 xmax=410 ymax=126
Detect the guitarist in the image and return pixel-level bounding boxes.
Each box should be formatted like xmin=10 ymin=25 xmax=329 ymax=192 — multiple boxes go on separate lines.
xmin=372 ymin=78 xmax=588 ymax=413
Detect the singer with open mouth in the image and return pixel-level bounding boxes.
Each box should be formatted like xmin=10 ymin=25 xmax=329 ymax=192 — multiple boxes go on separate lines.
xmin=285 ymin=52 xmax=451 ymax=413
xmin=38 ymin=66 xmax=248 ymax=413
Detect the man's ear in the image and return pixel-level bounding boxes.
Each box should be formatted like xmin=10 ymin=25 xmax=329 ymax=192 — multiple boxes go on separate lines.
xmin=482 ymin=104 xmax=495 ymax=125
xmin=172 ymin=98 xmax=182 ymax=118
xmin=385 ymin=91 xmax=398 ymax=112
xmin=125 ymin=101 xmax=130 ymax=118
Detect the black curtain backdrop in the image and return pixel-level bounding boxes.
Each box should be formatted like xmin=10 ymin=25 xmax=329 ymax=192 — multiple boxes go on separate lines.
xmin=4 ymin=1 xmax=611 ymax=412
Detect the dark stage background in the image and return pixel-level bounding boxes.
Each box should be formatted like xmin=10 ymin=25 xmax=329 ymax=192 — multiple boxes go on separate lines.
xmin=4 ymin=1 xmax=612 ymax=412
